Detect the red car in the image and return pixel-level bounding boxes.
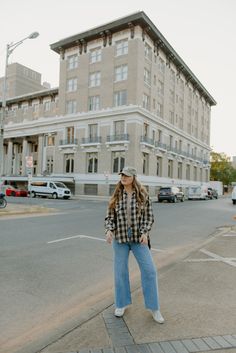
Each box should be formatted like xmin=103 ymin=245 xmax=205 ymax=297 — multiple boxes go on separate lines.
xmin=4 ymin=185 xmax=28 ymax=197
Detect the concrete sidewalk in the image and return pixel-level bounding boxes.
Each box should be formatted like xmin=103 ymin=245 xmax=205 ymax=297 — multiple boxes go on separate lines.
xmin=37 ymin=225 xmax=236 ymax=353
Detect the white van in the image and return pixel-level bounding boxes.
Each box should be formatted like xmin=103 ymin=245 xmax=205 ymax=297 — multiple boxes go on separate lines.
xmin=30 ymin=181 xmax=71 ymax=199
xmin=232 ymin=186 xmax=236 ymax=205
xmin=188 ymin=185 xmax=209 ymax=200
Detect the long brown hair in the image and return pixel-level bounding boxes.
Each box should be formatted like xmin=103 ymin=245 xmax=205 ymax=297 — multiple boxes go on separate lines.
xmin=108 ymin=176 xmax=148 ymax=211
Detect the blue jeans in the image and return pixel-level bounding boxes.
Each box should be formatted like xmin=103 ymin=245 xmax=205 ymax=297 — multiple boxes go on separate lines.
xmin=112 ymin=240 xmax=160 ymax=310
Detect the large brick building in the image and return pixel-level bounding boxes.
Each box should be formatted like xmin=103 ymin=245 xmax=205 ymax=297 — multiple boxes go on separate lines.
xmin=1 ymin=11 xmax=216 ymax=196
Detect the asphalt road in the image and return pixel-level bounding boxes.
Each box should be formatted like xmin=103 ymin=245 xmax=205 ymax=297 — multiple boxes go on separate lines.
xmin=0 ymin=196 xmax=235 ymax=353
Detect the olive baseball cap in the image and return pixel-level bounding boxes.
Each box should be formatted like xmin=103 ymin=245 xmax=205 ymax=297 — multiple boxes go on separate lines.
xmin=119 ymin=166 xmax=137 ymax=177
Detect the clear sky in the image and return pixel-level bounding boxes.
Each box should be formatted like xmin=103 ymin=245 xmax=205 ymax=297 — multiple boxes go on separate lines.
xmin=0 ymin=0 xmax=235 ymax=158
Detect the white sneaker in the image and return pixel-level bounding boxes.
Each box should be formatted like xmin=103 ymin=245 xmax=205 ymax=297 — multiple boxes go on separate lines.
xmin=152 ymin=310 xmax=164 ymax=323
xmin=114 ymin=307 xmax=125 ymax=317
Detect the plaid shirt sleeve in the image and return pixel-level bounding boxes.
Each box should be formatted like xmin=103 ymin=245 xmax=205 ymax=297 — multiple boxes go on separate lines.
xmin=139 ymin=196 xmax=154 ymax=235
xmin=104 ymin=207 xmax=116 ymax=233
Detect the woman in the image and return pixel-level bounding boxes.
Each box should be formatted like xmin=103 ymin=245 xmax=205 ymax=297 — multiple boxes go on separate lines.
xmin=105 ymin=166 xmax=164 ymax=323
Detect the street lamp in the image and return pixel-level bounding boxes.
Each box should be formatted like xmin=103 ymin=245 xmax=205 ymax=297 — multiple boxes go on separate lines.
xmin=0 ymin=31 xmax=39 ymax=176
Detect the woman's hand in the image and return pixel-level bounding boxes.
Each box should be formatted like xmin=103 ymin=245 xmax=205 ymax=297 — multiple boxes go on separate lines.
xmin=106 ymin=230 xmax=113 ymax=244
xmin=140 ymin=233 xmax=148 ymax=245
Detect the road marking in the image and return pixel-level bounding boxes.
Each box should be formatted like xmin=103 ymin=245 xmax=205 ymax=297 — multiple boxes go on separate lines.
xmin=47 ymin=234 xmax=164 ymax=252
xmin=47 ymin=234 xmax=106 ymax=244
xmin=184 ymin=248 xmax=236 ymax=268
xmin=222 ymin=232 xmax=236 ymax=237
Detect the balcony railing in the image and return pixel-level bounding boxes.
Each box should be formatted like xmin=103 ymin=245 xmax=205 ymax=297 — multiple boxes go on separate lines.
xmin=59 ymin=138 xmax=78 ymax=146
xmin=81 ymin=136 xmax=102 ymax=144
xmin=140 ymin=136 xmax=155 ymax=146
xmin=106 ymin=134 xmax=129 ymax=142
xmin=155 ymin=141 xmax=167 ymax=150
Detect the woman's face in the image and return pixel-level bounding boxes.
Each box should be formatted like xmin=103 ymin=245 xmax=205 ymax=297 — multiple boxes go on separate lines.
xmin=120 ymin=174 xmax=134 ymax=187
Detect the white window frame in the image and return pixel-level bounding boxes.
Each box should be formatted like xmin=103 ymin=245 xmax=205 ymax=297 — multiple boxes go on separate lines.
xmin=115 ymin=39 xmax=128 ymax=56
xmin=90 ymin=48 xmax=101 ymax=64
xmin=88 ymin=96 xmax=100 ymax=111
xmin=67 ymin=54 xmax=78 ymax=70
xmin=89 ymin=72 xmax=101 ymax=87
xmin=67 ymin=78 xmax=77 ymax=92
xmin=114 ymin=90 xmax=127 ymax=107
xmin=66 ymin=100 xmax=77 ymax=114
xmin=115 ymin=65 xmax=128 ymax=82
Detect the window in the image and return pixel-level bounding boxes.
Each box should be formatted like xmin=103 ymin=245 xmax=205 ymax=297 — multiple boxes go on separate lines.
xmin=156 ymin=157 xmax=162 ymax=176
xmin=89 ymin=72 xmax=101 ymax=87
xmin=88 ymin=96 xmax=100 ymax=111
xmin=114 ymin=120 xmax=125 ymax=136
xmin=144 ymin=68 xmax=151 ymax=85
xmin=67 ymin=54 xmax=78 ymax=69
xmin=116 ymin=39 xmax=128 ymax=56
xmin=144 ymin=43 xmax=152 ymax=61
xmin=65 ymin=154 xmax=74 ymax=173
xmin=186 ymin=164 xmax=190 ymax=180
xmin=32 ymin=103 xmax=39 ymax=112
xmin=115 ymin=65 xmax=128 ymax=81
xmin=157 ymin=102 xmax=163 ymax=117
xmin=169 ymin=111 xmax=174 ymax=124
xmin=178 ymin=162 xmax=182 ymax=179
xmin=47 ymin=156 xmax=54 ymax=174
xmin=66 ymin=127 xmax=75 ymax=144
xmin=21 ymin=105 xmax=28 ymax=114
xmin=142 ymin=94 xmax=150 ymax=110
xmin=90 ymin=48 xmax=101 ymax=63
xmin=194 ymin=166 xmax=197 ymax=181
xmin=158 ymin=57 xmax=165 ymax=74
xmin=87 ymin=152 xmax=98 ymax=173
xmin=47 ymin=135 xmax=55 ymax=146
xmin=89 ymin=124 xmax=98 ymax=140
xmin=157 ymin=80 xmax=164 ymax=96
xmin=67 ymin=78 xmax=77 ymax=92
xmin=142 ymin=152 xmax=149 ymax=175
xmin=168 ymin=159 xmax=173 ymax=178
xmin=112 ymin=151 xmax=125 ymax=173
xmin=66 ymin=100 xmax=77 ymax=114
xmin=44 ymin=101 xmax=51 ymax=112
xmin=169 ymin=89 xmax=175 ymax=104
xmin=143 ymin=123 xmax=149 ymax=137
xmin=84 ymin=184 xmax=98 ymax=195
xmin=114 ymin=90 xmax=127 ymax=107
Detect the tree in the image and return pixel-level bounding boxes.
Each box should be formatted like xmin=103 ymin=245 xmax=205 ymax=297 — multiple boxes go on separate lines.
xmin=210 ymin=152 xmax=236 ymax=186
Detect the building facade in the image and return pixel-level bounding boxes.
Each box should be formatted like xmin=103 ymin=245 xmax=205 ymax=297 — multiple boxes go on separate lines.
xmin=0 ymin=63 xmax=47 ymax=100
xmin=1 ymin=11 xmax=216 ymax=197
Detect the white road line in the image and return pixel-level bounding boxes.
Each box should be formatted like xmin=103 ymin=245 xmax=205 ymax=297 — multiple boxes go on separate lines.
xmin=222 ymin=233 xmax=236 ymax=237
xmin=200 ymin=249 xmax=236 ymax=267
xmin=47 ymin=234 xmax=164 ymax=252
xmin=47 ymin=234 xmax=106 ymax=244
xmin=184 ymin=249 xmax=236 ymax=268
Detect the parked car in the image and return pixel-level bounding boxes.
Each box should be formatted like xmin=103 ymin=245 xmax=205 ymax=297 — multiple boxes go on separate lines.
xmin=4 ymin=185 xmax=28 ymax=197
xmin=157 ymin=186 xmax=184 ymax=203
xmin=232 ymin=186 xmax=236 ymax=205
xmin=207 ymin=187 xmax=214 ymax=199
xmin=29 ymin=181 xmax=71 ymax=199
xmin=188 ymin=185 xmax=209 ymax=200
xmin=208 ymin=187 xmax=218 ymax=199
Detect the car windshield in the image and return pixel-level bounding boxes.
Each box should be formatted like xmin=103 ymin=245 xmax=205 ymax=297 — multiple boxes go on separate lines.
xmin=160 ymin=188 xmax=171 ymax=192
xmin=54 ymin=182 xmax=67 ymax=188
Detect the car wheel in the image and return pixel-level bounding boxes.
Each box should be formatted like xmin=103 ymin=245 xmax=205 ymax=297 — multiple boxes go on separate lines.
xmin=181 ymin=197 xmax=184 ymax=202
xmin=31 ymin=191 xmax=36 ymax=198
xmin=233 ymin=200 xmax=236 ymax=205
xmin=173 ymin=196 xmax=177 ymax=203
xmin=52 ymin=193 xmax=58 ymax=199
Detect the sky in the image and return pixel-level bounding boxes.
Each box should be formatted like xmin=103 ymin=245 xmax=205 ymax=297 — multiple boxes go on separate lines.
xmin=0 ymin=0 xmax=235 ymax=158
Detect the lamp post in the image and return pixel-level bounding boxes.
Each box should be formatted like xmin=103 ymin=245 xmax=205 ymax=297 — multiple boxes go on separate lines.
xmin=0 ymin=31 xmax=39 ymax=176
